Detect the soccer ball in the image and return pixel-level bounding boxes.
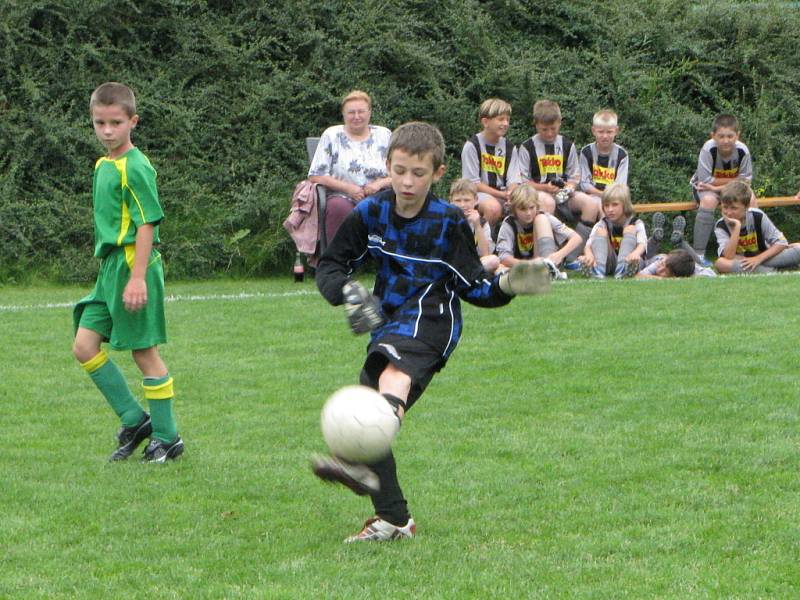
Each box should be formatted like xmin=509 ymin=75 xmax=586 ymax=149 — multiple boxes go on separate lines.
xmin=320 ymin=385 xmax=399 ymax=463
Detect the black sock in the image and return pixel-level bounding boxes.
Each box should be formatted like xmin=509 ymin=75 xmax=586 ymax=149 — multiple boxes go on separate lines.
xmin=382 ymin=393 xmax=405 ymax=424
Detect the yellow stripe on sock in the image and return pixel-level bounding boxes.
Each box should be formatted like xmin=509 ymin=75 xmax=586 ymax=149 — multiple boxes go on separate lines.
xmin=81 ymin=350 xmax=109 ymax=373
xmin=143 ymin=377 xmax=174 ymax=400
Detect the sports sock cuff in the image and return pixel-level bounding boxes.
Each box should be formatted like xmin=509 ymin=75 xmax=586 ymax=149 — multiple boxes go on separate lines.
xmin=382 ymin=393 xmax=405 ymax=415
xmin=143 ymin=376 xmax=174 ymax=400
xmin=698 ymin=207 xmax=716 ymax=217
xmin=81 ymin=349 xmax=109 ymax=373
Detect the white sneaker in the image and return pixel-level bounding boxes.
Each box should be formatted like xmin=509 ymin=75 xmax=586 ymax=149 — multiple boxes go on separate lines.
xmin=542 ymin=258 xmax=567 ymax=281
xmin=344 ymin=516 xmax=416 ymax=543
xmin=311 ymin=455 xmax=380 ymax=496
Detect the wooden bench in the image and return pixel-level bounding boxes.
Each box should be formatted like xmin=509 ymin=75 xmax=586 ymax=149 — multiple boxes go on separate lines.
xmin=634 ymin=196 xmax=800 ymax=213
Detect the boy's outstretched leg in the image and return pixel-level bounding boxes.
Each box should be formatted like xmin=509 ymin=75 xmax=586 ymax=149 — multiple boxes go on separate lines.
xmin=73 ymin=326 xmax=150 ymax=461
xmin=133 ymin=346 xmax=183 ymax=463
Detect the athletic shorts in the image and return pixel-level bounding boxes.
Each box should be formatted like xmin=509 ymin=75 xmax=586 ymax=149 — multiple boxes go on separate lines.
xmin=73 ymin=245 xmax=167 ymax=351
xmin=359 ymin=335 xmax=445 ymax=412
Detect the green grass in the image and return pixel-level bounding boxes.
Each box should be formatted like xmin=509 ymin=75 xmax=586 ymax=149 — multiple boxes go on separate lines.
xmin=1 ymin=275 xmax=799 ymax=599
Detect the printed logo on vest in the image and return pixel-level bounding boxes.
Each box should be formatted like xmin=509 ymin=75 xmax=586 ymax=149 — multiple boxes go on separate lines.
xmin=517 ymin=231 xmax=534 ymax=255
xmin=737 ymin=231 xmax=759 ymax=255
xmin=481 ymin=152 xmax=506 ymax=175
xmin=713 ymin=167 xmax=739 ymax=179
xmin=593 ymin=165 xmax=616 ymax=186
xmin=538 ymin=154 xmax=563 ymax=175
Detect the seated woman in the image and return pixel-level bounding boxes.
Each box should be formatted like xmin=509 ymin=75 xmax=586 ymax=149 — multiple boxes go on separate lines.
xmin=308 ymin=90 xmax=392 ymax=244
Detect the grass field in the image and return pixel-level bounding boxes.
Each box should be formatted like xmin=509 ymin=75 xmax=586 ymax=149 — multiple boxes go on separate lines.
xmin=1 ymin=274 xmax=798 ymax=599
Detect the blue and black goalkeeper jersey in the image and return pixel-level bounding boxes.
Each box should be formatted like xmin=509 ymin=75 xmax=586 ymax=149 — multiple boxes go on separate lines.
xmin=317 ymin=190 xmax=512 ymax=360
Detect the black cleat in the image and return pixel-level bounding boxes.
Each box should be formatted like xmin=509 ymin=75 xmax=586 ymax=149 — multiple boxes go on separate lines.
xmin=110 ymin=413 xmax=152 ymax=461
xmin=311 ymin=454 xmax=380 ymax=496
xmin=142 ymin=436 xmax=184 ymax=463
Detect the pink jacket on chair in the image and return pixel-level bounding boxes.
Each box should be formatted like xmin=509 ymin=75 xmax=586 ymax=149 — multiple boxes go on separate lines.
xmin=283 ymin=179 xmax=319 ymax=256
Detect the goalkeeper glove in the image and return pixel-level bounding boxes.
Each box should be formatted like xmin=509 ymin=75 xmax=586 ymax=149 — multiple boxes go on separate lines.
xmin=499 ymin=259 xmax=551 ymax=296
xmin=342 ymin=281 xmax=385 ymax=335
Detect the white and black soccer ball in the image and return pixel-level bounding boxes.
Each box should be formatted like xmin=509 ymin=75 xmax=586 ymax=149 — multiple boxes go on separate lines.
xmin=320 ymin=385 xmax=399 ymax=463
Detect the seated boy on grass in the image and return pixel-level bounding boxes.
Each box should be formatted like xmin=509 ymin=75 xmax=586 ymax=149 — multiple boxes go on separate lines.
xmin=714 ymin=180 xmax=800 ymax=274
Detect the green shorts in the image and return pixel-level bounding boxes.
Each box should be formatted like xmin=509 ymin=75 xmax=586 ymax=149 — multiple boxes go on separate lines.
xmin=73 ymin=245 xmax=167 ymax=350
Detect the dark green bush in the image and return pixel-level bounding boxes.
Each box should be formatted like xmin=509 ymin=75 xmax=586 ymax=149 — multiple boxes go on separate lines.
xmin=2 ymin=0 xmax=799 ymax=282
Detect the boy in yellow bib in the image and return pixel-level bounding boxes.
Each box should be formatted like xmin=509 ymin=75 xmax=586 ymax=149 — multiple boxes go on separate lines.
xmin=72 ymin=82 xmax=183 ymax=463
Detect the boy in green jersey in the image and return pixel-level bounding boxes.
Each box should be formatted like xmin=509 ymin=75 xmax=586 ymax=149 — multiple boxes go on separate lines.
xmin=72 ymin=82 xmax=183 ymax=463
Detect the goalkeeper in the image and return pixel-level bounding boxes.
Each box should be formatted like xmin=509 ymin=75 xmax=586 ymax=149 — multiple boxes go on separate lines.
xmin=312 ymin=121 xmax=550 ymax=543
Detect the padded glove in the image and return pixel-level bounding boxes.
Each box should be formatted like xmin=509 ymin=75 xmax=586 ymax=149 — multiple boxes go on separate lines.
xmin=342 ymin=281 xmax=385 ymax=335
xmin=498 ymin=259 xmax=552 ymax=296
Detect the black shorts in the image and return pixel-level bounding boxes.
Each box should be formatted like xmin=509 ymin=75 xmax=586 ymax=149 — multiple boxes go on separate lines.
xmin=359 ymin=335 xmax=445 ymax=411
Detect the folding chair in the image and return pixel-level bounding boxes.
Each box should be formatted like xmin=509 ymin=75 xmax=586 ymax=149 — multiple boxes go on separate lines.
xmin=305 ymin=137 xmax=328 ymax=255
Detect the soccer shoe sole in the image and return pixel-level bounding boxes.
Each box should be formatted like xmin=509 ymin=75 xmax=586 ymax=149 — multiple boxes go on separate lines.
xmin=670 ymin=215 xmax=686 ymax=245
xmin=652 ymin=212 xmax=666 ymax=242
xmin=311 ymin=455 xmax=380 ymax=496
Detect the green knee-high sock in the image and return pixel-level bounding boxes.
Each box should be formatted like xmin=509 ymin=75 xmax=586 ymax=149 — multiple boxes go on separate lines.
xmin=144 ymin=375 xmax=178 ymax=442
xmin=81 ymin=350 xmax=144 ymax=428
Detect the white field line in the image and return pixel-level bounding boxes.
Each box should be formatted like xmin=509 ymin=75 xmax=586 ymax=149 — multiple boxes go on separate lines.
xmin=1 ymin=269 xmax=798 ymax=313
xmin=0 ymin=289 xmax=317 ymax=313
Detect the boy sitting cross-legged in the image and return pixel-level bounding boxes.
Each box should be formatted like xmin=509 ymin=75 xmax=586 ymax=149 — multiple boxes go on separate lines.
xmin=495 ymin=183 xmax=583 ymax=278
xmin=312 ymin=122 xmax=550 ymax=543
xmin=714 ymin=180 xmax=800 ymax=274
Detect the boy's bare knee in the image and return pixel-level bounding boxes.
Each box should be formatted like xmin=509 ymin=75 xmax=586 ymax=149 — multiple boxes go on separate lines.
xmin=378 ymin=363 xmax=411 ymax=402
xmin=539 ymin=194 xmax=556 ymax=215
xmin=479 ymin=199 xmax=502 ymax=225
xmin=132 ymin=346 xmax=167 ymax=377
xmin=481 ymin=255 xmax=501 ymax=273
xmin=596 ymin=228 xmax=609 ymax=238
xmin=715 ymin=258 xmax=732 ymax=273
xmin=698 ymin=194 xmax=718 ymax=210
xmin=73 ymin=329 xmax=101 ymax=363
xmin=623 ymin=224 xmax=636 ymax=234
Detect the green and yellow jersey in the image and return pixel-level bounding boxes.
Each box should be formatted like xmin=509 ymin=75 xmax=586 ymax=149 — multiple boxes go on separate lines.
xmin=92 ymin=147 xmax=163 ymax=258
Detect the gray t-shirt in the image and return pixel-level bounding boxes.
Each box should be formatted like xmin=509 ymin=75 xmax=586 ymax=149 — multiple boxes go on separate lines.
xmin=579 ymin=142 xmax=629 ymax=192
xmin=495 ymin=214 xmax=573 ymax=261
xmin=461 ymin=133 xmax=516 ymax=191
xmin=714 ymin=208 xmax=786 ymax=257
xmin=690 ymin=139 xmax=752 ymax=187
xmin=509 ymin=134 xmax=580 ymax=185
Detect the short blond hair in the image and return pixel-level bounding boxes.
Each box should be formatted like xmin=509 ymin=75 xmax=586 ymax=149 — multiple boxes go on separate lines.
xmin=449 ymin=178 xmax=477 ymax=199
xmin=341 ymin=90 xmax=372 ymax=111
xmin=533 ymin=99 xmax=561 ymax=125
xmin=601 ymin=182 xmax=634 ymax=217
xmin=509 ymin=184 xmax=540 ymax=213
xmin=90 ymin=82 xmax=136 ymax=117
xmin=592 ymin=109 xmax=618 ymax=127
xmin=479 ymin=98 xmax=512 ymax=120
